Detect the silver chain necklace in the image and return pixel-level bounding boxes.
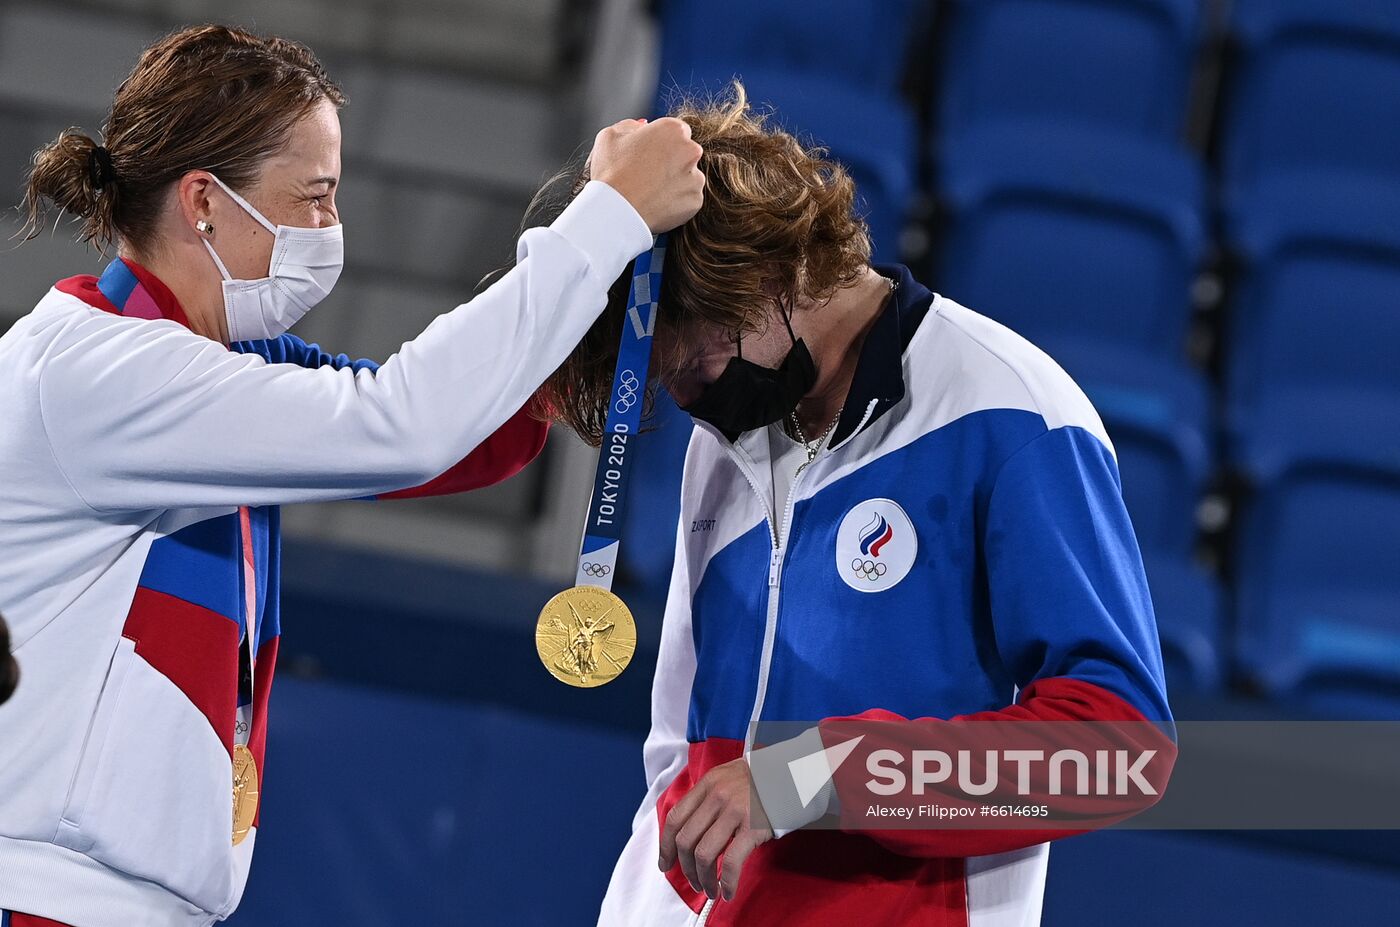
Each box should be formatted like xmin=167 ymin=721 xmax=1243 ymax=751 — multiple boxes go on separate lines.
xmin=785 ymin=275 xmax=892 ymax=478
xmin=790 ymin=404 xmax=843 ymax=477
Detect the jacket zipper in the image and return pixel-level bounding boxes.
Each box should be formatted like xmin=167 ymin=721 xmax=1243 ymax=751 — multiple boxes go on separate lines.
xmin=699 ymin=401 xmax=879 ymax=926
xmin=730 ymin=399 xmax=878 ymax=756
xmin=696 ymin=448 xmax=808 ymax=927
xmin=744 ymin=463 xmax=803 ymax=754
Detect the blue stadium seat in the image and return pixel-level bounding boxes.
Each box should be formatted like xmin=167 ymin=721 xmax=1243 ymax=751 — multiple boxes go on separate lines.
xmin=935 ymin=0 xmax=1206 ymax=144
xmin=1042 ymin=340 xmax=1214 ymax=560
xmin=1235 ymin=472 xmax=1400 ymax=715
xmin=1143 ymin=552 xmax=1226 ymax=694
xmin=656 ymin=0 xmax=925 ymax=97
xmin=1224 ymin=174 xmax=1400 ymax=482
xmin=661 ymin=68 xmax=917 ymax=262
xmin=1222 ymin=0 xmax=1400 ymax=199
xmin=1225 ymin=169 xmax=1400 ymax=715
xmin=937 ymin=120 xmax=1208 ymax=361
xmin=618 ymin=389 xmax=692 ymax=594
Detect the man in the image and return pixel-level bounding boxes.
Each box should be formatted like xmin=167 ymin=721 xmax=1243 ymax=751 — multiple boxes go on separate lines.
xmin=535 ymin=85 xmax=1174 ymax=926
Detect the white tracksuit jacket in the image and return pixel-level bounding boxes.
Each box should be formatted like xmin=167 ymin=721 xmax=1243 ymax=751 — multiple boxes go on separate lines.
xmin=0 ymin=182 xmax=650 ymax=927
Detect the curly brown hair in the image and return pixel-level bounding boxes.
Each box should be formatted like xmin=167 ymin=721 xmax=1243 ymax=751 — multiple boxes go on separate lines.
xmin=530 ymin=82 xmax=871 ymax=446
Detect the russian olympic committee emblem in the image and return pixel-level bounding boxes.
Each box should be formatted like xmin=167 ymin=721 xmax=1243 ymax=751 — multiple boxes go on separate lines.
xmin=834 ymin=498 xmax=917 ymax=593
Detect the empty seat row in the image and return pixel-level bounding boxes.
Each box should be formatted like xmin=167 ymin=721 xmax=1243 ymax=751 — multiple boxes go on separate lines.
xmin=658 ymin=0 xmax=1400 ymax=257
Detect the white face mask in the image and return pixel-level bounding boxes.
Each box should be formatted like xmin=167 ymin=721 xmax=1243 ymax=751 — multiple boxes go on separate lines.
xmin=201 ymin=173 xmax=344 ymax=342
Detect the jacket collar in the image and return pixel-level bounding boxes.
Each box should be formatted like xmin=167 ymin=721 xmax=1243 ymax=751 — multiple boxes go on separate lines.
xmin=55 ymin=257 xmax=192 ymax=329
xmin=827 ymin=262 xmax=934 ymax=447
xmin=693 ymin=263 xmax=935 ymax=451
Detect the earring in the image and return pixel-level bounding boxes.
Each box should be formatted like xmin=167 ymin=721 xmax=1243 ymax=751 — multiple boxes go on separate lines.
xmin=195 ymin=220 xmax=214 ymax=236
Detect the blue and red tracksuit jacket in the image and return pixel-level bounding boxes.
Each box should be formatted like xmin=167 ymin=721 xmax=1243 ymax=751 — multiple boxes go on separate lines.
xmin=598 ymin=263 xmax=1176 ymax=927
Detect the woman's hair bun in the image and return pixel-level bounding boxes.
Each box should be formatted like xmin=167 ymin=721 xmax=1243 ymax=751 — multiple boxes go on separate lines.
xmin=21 ymin=128 xmax=118 ymax=245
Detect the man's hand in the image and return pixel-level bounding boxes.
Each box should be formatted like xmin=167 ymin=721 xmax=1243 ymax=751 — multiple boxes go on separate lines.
xmin=658 ymin=758 xmax=774 ymax=902
xmin=590 ymin=117 xmax=705 ymax=233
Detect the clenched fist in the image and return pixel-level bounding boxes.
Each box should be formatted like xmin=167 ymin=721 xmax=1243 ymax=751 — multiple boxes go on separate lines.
xmin=589 ymin=117 xmax=705 ymax=233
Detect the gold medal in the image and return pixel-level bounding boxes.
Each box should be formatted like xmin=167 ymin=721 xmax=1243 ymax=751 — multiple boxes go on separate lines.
xmin=535 ymin=585 xmax=637 ymax=687
xmin=231 ymin=742 xmax=260 ymax=846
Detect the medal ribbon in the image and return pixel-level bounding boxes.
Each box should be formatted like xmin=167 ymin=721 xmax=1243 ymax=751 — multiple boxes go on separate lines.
xmin=575 ymin=236 xmax=667 ymax=591
xmin=235 ymin=506 xmax=258 ymax=748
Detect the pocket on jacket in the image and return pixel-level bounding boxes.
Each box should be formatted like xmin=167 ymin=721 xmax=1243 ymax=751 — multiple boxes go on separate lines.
xmin=53 ymin=637 xmax=235 ymax=914
xmin=55 ymin=635 xmax=135 ymax=841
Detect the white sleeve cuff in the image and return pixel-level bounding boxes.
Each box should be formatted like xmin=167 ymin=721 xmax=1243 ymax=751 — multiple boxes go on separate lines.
xmin=747 ymin=726 xmax=837 ymax=838
xmin=548 ymin=180 xmax=653 ymax=281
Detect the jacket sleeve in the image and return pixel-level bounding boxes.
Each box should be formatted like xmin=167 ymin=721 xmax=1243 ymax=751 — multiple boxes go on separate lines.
xmin=37 ymin=181 xmax=648 ymax=512
xmin=374 ymin=403 xmax=548 ymax=499
xmin=242 ymin=334 xmax=551 ymax=499
xmin=754 ymin=424 xmax=1177 ymax=856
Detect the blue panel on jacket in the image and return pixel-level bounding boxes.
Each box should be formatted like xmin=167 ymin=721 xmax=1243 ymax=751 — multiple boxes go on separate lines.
xmin=687 ymin=521 xmax=773 ymax=743
xmin=761 ymin=409 xmax=1044 ymax=725
xmin=139 ymin=513 xmax=242 ymax=624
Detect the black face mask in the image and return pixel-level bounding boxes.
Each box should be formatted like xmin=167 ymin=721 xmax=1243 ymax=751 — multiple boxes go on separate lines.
xmin=681 ymin=311 xmax=817 ymax=440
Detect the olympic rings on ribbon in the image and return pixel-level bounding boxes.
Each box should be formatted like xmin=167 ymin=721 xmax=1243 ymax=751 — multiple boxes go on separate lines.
xmin=614 ymin=369 xmax=641 ymax=413
xmin=582 ymin=561 xmax=612 ymax=578
xmin=850 ymin=557 xmax=888 ymax=581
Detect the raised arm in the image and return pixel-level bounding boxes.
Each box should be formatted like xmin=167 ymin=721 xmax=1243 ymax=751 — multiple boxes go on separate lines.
xmin=39 ymin=182 xmax=645 ymax=512
xmin=39 ymin=115 xmax=704 ymax=513
xmin=238 ymin=335 xmax=549 ymax=498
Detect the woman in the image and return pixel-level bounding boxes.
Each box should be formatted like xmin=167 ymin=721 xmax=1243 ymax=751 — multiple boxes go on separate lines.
xmin=0 ymin=24 xmax=702 ymax=927
xmin=534 ymin=87 xmax=1174 ymax=926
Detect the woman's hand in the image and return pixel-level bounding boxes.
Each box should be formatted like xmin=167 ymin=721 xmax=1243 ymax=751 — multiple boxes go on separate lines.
xmin=658 ymin=757 xmax=774 ymax=903
xmin=590 ymin=117 xmax=705 ymax=233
